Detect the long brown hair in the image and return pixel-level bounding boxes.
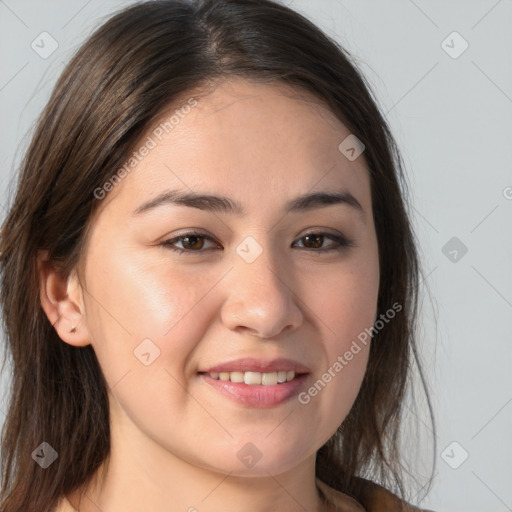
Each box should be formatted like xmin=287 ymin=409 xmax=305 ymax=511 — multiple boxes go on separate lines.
xmin=0 ymin=1 xmax=435 ymax=510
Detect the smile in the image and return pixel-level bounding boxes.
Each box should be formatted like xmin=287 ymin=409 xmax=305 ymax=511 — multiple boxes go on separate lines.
xmin=205 ymin=370 xmax=298 ymax=385
xmin=199 ymin=372 xmax=309 ymax=408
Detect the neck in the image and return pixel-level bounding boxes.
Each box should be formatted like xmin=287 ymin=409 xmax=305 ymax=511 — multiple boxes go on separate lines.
xmin=68 ymin=416 xmax=327 ymax=512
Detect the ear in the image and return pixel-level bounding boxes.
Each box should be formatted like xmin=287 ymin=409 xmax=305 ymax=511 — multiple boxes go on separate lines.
xmin=37 ymin=250 xmax=91 ymax=347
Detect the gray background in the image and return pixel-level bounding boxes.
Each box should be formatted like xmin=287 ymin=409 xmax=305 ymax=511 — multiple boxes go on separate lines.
xmin=1 ymin=1 xmax=511 ymax=511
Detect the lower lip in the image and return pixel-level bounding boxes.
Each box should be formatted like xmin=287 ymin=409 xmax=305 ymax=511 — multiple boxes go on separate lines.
xmin=200 ymin=373 xmax=309 ymax=408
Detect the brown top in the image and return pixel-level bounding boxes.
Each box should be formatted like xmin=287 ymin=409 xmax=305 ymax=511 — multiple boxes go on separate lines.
xmin=316 ymin=478 xmax=435 ymax=512
xmin=55 ymin=478 xmax=435 ymax=512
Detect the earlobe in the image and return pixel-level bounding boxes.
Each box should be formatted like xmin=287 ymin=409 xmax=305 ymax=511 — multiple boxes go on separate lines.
xmin=37 ymin=251 xmax=90 ymax=347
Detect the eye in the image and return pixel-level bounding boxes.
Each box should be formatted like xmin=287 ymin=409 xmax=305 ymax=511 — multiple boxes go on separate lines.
xmin=160 ymin=231 xmax=220 ymax=254
xmin=292 ymin=232 xmax=353 ymax=252
xmin=160 ymin=230 xmax=354 ymax=255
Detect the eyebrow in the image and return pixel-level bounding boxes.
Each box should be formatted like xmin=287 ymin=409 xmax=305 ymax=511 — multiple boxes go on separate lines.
xmin=132 ymin=189 xmax=365 ymax=219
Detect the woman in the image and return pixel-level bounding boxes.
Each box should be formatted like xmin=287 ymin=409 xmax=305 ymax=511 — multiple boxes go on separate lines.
xmin=0 ymin=0 xmax=436 ymax=510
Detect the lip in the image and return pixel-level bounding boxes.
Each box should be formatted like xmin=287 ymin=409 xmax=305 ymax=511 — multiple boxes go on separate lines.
xmin=200 ymin=357 xmax=310 ymax=374
xmin=200 ymin=372 xmax=309 ymax=408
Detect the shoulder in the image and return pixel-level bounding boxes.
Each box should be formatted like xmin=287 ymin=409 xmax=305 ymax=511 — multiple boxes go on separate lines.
xmin=53 ymin=495 xmax=78 ymax=512
xmin=316 ymin=478 xmax=366 ymax=511
xmin=316 ymin=477 xmax=437 ymax=512
xmin=354 ymin=476 xmax=436 ymax=512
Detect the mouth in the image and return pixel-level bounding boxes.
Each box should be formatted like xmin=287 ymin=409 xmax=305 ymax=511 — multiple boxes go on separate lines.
xmin=197 ymin=358 xmax=310 ymax=408
xmin=199 ymin=370 xmax=302 ymax=385
xmin=198 ymin=372 xmax=309 ymax=408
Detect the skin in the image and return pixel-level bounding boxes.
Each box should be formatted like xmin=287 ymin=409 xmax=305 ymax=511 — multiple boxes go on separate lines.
xmin=38 ymin=77 xmax=380 ymax=512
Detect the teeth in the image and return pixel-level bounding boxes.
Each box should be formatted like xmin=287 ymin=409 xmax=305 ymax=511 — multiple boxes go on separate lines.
xmin=244 ymin=371 xmax=261 ymax=385
xmin=207 ymin=370 xmax=297 ymax=385
xmin=230 ymin=371 xmax=244 ymax=383
xmin=261 ymin=372 xmax=277 ymax=386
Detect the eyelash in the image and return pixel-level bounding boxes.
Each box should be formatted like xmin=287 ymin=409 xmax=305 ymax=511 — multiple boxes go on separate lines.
xmin=159 ymin=230 xmax=354 ymax=255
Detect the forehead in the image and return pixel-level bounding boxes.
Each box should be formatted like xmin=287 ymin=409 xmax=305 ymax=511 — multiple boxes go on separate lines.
xmin=94 ymin=77 xmax=372 ymax=222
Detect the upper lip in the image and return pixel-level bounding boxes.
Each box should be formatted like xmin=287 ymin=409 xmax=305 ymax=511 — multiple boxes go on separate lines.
xmin=200 ymin=357 xmax=310 ymax=374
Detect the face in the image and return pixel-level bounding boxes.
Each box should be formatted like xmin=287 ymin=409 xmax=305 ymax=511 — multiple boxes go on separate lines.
xmin=72 ymin=78 xmax=379 ymax=477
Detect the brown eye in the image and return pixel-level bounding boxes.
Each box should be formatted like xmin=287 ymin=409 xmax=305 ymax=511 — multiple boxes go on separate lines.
xmin=180 ymin=235 xmax=205 ymax=250
xmin=160 ymin=232 xmax=220 ymax=254
xmin=302 ymin=234 xmax=324 ymax=249
xmin=293 ymin=232 xmax=353 ymax=252
xmin=160 ymin=231 xmax=353 ymax=255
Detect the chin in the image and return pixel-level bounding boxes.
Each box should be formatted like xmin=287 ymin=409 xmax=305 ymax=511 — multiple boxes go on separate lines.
xmin=195 ymin=436 xmax=314 ymax=477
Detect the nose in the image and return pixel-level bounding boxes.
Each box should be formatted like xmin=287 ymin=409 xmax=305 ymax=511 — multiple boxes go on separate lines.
xmin=220 ymin=240 xmax=304 ymax=339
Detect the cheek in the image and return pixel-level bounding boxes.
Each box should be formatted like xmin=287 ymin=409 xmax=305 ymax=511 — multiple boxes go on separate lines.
xmin=82 ymin=244 xmax=215 ymax=386
xmin=298 ymin=250 xmax=378 ymax=434
xmin=82 ymin=251 xmax=220 ymax=435
xmin=315 ymin=249 xmax=379 ymax=350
